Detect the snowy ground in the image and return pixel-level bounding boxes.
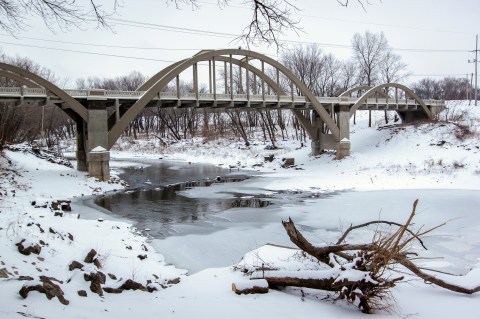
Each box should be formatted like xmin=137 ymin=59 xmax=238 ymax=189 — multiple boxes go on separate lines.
xmin=0 ymin=101 xmax=479 ymax=318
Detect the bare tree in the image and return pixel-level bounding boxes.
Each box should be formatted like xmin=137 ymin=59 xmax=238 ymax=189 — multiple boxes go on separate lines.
xmin=351 ymin=31 xmax=389 ymax=87
xmin=282 ymin=45 xmax=324 ymax=95
xmin=0 ymin=0 xmax=120 ymax=33
xmin=352 ymin=31 xmax=400 ymax=127
xmin=0 ymin=0 xmax=370 ymax=46
xmin=411 ymin=78 xmax=442 ymax=100
xmin=338 ymin=60 xmax=359 ymax=94
xmin=412 ymin=77 xmax=472 ymax=101
xmin=379 ymin=50 xmax=409 ymax=84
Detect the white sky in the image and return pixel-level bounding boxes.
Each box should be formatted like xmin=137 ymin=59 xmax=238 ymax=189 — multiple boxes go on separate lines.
xmin=0 ymin=0 xmax=478 ymax=87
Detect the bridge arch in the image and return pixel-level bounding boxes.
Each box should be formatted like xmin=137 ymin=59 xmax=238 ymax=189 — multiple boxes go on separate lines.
xmin=339 ymin=85 xmax=374 ymax=97
xmin=108 ymin=49 xmax=339 ymax=149
xmin=349 ymin=83 xmax=432 ymax=119
xmin=0 ymin=70 xmax=41 ymax=88
xmin=0 ymin=62 xmax=88 ymax=121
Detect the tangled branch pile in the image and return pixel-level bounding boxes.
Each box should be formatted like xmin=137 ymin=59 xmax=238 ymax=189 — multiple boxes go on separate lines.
xmin=240 ymin=199 xmax=480 ymax=313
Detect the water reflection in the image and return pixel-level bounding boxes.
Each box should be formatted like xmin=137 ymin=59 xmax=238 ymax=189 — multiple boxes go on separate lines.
xmin=96 ymin=160 xmax=257 ymax=237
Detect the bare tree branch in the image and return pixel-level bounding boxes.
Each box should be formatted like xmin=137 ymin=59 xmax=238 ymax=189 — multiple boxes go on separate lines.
xmin=239 ymin=0 xmax=301 ymax=47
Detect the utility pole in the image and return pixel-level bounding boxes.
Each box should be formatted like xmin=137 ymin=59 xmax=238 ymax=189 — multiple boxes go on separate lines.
xmin=469 ymin=35 xmax=478 ymax=106
xmin=476 ymin=34 xmax=478 ymax=106
xmin=466 ymin=74 xmax=469 ymax=102
xmin=469 ymin=73 xmax=474 ymax=105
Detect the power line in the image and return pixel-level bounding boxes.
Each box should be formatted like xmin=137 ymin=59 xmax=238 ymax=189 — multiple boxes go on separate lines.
xmin=0 ymin=34 xmax=202 ymax=51
xmin=110 ymin=18 xmax=472 ymax=53
xmin=1 ymin=19 xmax=471 ymax=54
xmin=0 ymin=41 xmax=177 ymax=63
xmin=111 ymin=18 xmax=237 ymax=38
xmin=197 ymin=0 xmax=475 ymax=36
xmin=410 ymin=73 xmax=467 ymax=77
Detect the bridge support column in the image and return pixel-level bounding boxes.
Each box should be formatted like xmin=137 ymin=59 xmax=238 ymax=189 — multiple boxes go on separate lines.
xmin=76 ymin=118 xmax=87 ymax=171
xmin=310 ymin=116 xmax=324 ymax=156
xmin=336 ymin=105 xmax=351 ymax=159
xmin=86 ymin=95 xmax=110 ymax=181
xmin=429 ymin=105 xmax=443 ymax=119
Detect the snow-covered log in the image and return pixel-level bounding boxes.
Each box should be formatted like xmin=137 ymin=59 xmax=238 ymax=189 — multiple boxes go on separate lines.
xmin=232 ymin=279 xmax=269 ymax=295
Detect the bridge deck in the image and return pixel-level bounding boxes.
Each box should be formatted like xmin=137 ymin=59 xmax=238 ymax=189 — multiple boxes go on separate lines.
xmin=0 ymin=87 xmax=444 ymax=111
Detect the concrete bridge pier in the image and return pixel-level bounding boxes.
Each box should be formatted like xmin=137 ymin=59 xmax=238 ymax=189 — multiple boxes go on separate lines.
xmin=309 ymin=108 xmax=351 ymax=159
xmin=310 ymin=116 xmax=324 ymax=156
xmin=336 ymin=104 xmax=351 ymax=159
xmin=85 ymin=92 xmax=110 ymax=181
xmin=75 ymin=119 xmax=87 ymax=172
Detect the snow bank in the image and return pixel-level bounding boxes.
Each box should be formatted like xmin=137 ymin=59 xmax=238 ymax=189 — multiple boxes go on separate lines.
xmin=0 ymin=101 xmax=479 ymax=318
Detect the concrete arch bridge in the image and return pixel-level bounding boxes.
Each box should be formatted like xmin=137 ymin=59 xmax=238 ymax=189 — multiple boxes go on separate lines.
xmin=0 ymin=49 xmax=444 ymax=180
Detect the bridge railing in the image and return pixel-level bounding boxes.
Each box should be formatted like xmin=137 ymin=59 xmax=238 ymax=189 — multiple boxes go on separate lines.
xmin=0 ymin=87 xmax=21 ymax=95
xmin=0 ymin=87 xmax=445 ymax=109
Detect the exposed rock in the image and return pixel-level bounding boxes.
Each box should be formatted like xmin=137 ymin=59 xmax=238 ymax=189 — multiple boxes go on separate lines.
xmin=137 ymin=254 xmax=147 ymax=260
xmin=166 ymin=277 xmax=181 ymax=285
xmin=19 ymin=276 xmax=69 ymax=305
xmin=16 ymin=239 xmax=41 ymax=256
xmin=36 ymin=223 xmax=45 ymax=233
xmin=84 ymin=271 xmax=106 ymax=296
xmin=77 ymin=290 xmax=87 ymax=297
xmin=84 ymin=249 xmax=97 ymax=263
xmin=68 ymin=260 xmax=84 ymax=271
xmin=108 ymin=273 xmax=117 ymax=280
xmin=119 ymin=279 xmax=146 ymax=291
xmin=104 ymin=278 xmax=157 ymax=294
xmin=50 ymin=200 xmax=71 ymax=212
xmin=281 ymin=157 xmax=295 ymax=168
xmin=93 ymin=258 xmax=102 ymax=268
xmin=103 ymin=287 xmax=123 ymax=294
xmin=0 ymin=268 xmax=12 ymax=278
xmin=18 ymin=276 xmax=34 ymax=281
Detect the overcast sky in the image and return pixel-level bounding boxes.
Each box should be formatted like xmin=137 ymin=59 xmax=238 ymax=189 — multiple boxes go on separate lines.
xmin=0 ymin=0 xmax=478 ymax=87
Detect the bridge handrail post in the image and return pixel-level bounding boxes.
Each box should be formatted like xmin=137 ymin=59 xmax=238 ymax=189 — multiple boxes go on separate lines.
xmin=230 ymin=55 xmax=234 ymax=102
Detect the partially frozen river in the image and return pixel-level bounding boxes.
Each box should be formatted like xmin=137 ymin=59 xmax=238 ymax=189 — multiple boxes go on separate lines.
xmin=95 ymin=159 xmax=480 ymax=274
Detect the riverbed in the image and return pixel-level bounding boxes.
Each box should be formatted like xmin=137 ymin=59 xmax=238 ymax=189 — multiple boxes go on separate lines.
xmin=95 ymin=159 xmax=480 ymax=274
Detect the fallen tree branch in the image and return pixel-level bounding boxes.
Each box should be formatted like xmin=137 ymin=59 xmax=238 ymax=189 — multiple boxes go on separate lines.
xmin=336 ymin=219 xmax=427 ymax=249
xmin=396 ymin=256 xmax=480 ymax=294
xmin=254 ymin=199 xmax=480 ymax=313
xmin=282 ymin=217 xmax=375 ymax=266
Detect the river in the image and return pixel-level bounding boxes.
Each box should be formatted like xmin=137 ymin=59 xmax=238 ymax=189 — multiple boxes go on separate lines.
xmin=94 ymin=159 xmax=480 ymax=274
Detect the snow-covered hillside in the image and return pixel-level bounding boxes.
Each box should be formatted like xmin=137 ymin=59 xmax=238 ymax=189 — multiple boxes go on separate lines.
xmin=0 ymin=101 xmax=479 ymax=318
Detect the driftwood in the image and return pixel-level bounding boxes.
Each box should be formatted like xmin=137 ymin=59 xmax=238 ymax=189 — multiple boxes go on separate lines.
xmin=254 ymin=199 xmax=479 ymax=313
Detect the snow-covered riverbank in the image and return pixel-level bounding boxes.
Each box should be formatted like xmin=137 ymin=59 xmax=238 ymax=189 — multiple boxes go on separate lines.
xmin=1 ymin=101 xmax=479 ymax=318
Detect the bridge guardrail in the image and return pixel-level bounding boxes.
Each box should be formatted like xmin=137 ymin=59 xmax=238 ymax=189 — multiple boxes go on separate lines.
xmin=0 ymin=87 xmax=446 ymax=110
